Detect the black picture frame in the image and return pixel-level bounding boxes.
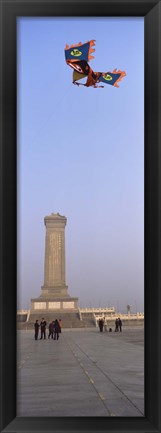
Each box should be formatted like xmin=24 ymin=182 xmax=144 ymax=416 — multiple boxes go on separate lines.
xmin=1 ymin=0 xmax=161 ymax=432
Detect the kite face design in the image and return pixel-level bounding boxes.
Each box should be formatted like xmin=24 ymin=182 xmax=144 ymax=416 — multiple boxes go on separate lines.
xmin=103 ymin=74 xmax=113 ymax=81
xmin=65 ymin=40 xmax=126 ymax=88
xmin=70 ymin=49 xmax=82 ymax=57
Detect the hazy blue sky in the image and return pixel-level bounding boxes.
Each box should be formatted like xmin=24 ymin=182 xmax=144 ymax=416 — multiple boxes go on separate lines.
xmin=17 ymin=17 xmax=144 ymax=312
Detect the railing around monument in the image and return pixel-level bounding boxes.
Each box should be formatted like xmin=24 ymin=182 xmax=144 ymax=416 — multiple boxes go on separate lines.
xmin=17 ymin=308 xmax=144 ymax=328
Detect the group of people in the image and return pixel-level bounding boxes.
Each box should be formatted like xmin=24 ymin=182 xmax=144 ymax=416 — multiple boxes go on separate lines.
xmin=98 ymin=317 xmax=122 ymax=332
xmin=115 ymin=317 xmax=122 ymax=332
xmin=34 ymin=318 xmax=62 ymax=341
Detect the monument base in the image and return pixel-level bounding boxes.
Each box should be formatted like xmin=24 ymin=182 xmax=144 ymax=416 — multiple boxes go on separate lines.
xmin=28 ymin=294 xmax=79 ymax=328
xmin=30 ymin=282 xmax=79 ymax=313
xmin=30 ymin=296 xmax=78 ymax=312
xmin=28 ymin=292 xmax=82 ymax=328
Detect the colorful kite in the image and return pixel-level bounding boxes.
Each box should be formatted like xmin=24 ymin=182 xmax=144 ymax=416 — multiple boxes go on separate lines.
xmin=65 ymin=40 xmax=126 ymax=88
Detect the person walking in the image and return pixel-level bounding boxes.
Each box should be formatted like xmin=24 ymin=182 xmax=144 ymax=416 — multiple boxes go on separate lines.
xmin=40 ymin=318 xmax=47 ymax=339
xmin=34 ymin=320 xmax=39 ymax=340
xmin=54 ymin=319 xmax=61 ymax=340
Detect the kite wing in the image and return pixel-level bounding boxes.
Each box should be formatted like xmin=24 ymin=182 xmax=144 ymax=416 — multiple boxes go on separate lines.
xmin=98 ymin=69 xmax=126 ymax=87
xmin=65 ymin=40 xmax=95 ymax=64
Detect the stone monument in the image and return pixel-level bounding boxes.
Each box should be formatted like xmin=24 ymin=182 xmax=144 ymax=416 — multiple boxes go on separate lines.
xmin=30 ymin=213 xmax=78 ymax=314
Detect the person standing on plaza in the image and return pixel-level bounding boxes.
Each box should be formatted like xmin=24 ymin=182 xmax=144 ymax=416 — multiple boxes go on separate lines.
xmin=34 ymin=319 xmax=39 ymax=340
xmin=40 ymin=318 xmax=47 ymax=339
xmin=98 ymin=318 xmax=104 ymax=332
xmin=115 ymin=318 xmax=119 ymax=332
xmin=118 ymin=317 xmax=122 ymax=332
xmin=48 ymin=321 xmax=54 ymax=339
xmin=54 ymin=319 xmax=61 ymax=340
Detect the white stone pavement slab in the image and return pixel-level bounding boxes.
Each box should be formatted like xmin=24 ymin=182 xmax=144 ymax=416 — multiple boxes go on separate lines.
xmin=17 ymin=327 xmax=144 ymax=417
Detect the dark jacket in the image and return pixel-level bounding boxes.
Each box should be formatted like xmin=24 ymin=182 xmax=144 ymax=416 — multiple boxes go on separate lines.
xmin=54 ymin=320 xmax=61 ymax=333
xmin=34 ymin=322 xmax=39 ymax=332
xmin=49 ymin=322 xmax=54 ymax=332
xmin=40 ymin=320 xmax=46 ymax=330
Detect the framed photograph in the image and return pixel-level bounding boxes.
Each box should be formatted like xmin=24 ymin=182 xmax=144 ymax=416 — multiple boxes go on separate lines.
xmin=1 ymin=1 xmax=161 ymax=432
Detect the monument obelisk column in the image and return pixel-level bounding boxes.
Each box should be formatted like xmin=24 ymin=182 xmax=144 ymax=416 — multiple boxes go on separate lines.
xmin=30 ymin=213 xmax=78 ymax=313
xmin=41 ymin=213 xmax=68 ymax=297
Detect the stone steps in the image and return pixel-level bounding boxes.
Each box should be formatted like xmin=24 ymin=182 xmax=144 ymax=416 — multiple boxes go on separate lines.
xmin=19 ymin=312 xmax=96 ymax=329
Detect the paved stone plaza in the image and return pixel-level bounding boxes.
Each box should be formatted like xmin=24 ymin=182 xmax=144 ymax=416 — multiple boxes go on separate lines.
xmin=17 ymin=327 xmax=144 ymax=417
